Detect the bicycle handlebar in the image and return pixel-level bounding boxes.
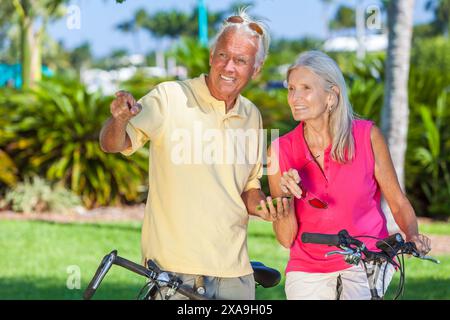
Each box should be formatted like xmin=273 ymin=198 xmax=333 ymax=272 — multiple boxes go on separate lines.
xmin=83 ymin=250 xmax=117 ymax=300
xmin=84 ymin=249 xmax=282 ymax=300
xmin=301 ymin=229 xmax=439 ymax=300
xmin=114 ymin=255 xmax=153 ymax=278
xmin=301 ymin=229 xmax=440 ymax=264
xmin=83 ymin=250 xmax=208 ymax=300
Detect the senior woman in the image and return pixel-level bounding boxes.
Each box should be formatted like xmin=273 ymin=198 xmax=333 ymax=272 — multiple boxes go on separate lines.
xmin=263 ymin=51 xmax=431 ymax=300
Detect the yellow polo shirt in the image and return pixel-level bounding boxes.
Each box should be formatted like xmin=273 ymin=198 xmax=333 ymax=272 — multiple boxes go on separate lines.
xmin=122 ymin=74 xmax=263 ymax=277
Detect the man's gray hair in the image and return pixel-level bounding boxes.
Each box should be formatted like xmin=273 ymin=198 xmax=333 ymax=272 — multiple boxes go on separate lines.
xmin=210 ymin=7 xmax=270 ymax=69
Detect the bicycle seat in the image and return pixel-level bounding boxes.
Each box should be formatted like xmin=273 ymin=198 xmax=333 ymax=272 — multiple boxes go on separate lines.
xmin=250 ymin=261 xmax=281 ymax=288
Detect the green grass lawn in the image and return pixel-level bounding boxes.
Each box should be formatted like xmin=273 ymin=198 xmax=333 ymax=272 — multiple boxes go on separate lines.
xmin=0 ymin=218 xmax=448 ymax=300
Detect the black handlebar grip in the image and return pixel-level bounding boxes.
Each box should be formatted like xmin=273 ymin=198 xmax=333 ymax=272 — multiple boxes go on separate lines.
xmin=84 ymin=265 xmax=102 ymax=300
xmin=83 ymin=286 xmax=96 ymax=300
xmin=301 ymin=232 xmax=340 ymax=246
xmin=83 ymin=251 xmax=116 ymax=300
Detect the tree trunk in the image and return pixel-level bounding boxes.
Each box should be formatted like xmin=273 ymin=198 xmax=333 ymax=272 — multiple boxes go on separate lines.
xmin=31 ymin=25 xmax=42 ymax=85
xmin=19 ymin=0 xmax=41 ymax=89
xmin=21 ymin=11 xmax=32 ymax=88
xmin=381 ymin=0 xmax=415 ymax=233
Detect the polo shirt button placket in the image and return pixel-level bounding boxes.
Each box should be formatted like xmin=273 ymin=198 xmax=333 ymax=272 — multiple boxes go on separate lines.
xmin=324 ymin=152 xmax=329 ymax=182
xmin=324 ymin=150 xmax=331 ymax=208
xmin=222 ymin=116 xmax=228 ymax=129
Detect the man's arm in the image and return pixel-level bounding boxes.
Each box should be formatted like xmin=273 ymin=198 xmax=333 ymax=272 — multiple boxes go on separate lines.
xmin=99 ymin=91 xmax=141 ymax=153
xmin=99 ymin=117 xmax=131 ymax=153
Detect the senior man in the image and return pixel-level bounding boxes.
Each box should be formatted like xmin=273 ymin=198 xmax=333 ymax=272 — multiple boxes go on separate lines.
xmin=99 ymin=9 xmax=289 ymax=300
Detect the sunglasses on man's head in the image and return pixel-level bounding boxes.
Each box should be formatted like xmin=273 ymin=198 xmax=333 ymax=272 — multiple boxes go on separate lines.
xmin=226 ymin=16 xmax=264 ymax=36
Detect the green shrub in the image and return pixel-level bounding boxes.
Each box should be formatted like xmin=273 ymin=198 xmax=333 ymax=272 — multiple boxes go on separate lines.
xmin=405 ymin=37 xmax=450 ymax=218
xmin=120 ymin=72 xmax=175 ymax=101
xmin=169 ymin=36 xmax=209 ymax=78
xmin=0 ymin=149 xmax=18 ymax=189
xmin=0 ymin=112 xmax=18 ymax=191
xmin=0 ymin=76 xmax=149 ymax=208
xmin=2 ymin=176 xmax=82 ymax=214
xmin=345 ymin=54 xmax=385 ymax=122
xmin=407 ymin=91 xmax=450 ymax=218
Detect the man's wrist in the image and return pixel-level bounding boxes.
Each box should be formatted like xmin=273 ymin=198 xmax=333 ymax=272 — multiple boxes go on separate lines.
xmin=111 ymin=116 xmax=130 ymax=127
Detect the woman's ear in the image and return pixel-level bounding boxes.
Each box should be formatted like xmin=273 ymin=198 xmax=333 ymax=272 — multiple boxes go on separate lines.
xmin=328 ymin=86 xmax=340 ymax=109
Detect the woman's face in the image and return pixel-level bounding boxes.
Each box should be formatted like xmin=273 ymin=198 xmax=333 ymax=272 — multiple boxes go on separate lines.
xmin=287 ymin=66 xmax=330 ymax=122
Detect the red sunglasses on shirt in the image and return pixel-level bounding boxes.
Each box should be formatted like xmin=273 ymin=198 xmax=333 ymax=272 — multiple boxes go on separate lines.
xmin=298 ymin=181 xmax=328 ymax=209
xmin=295 ymin=157 xmax=328 ymax=209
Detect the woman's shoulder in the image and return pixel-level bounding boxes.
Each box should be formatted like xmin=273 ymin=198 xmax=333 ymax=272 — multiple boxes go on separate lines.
xmin=269 ymin=123 xmax=301 ymax=158
xmin=351 ymin=118 xmax=377 ymax=138
xmin=276 ymin=122 xmax=302 ymax=144
xmin=352 ymin=118 xmax=375 ymax=129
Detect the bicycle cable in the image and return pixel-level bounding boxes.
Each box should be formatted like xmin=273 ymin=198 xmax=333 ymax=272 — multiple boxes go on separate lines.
xmin=137 ymin=278 xmax=170 ymax=300
xmin=136 ymin=280 xmax=154 ymax=300
xmin=354 ymin=235 xmax=405 ymax=299
xmin=381 ymin=261 xmax=388 ymax=297
xmin=393 ymin=252 xmax=406 ymax=300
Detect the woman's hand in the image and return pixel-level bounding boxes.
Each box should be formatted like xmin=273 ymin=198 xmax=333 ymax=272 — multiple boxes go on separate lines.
xmin=255 ymin=196 xmax=293 ymax=222
xmin=407 ymin=234 xmax=432 ymax=256
xmin=280 ymin=168 xmax=303 ymax=199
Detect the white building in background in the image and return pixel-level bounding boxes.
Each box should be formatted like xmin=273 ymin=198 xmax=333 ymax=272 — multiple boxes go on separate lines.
xmin=81 ymin=53 xmax=187 ymax=95
xmin=116 ymin=54 xmax=146 ymax=66
xmin=323 ymin=33 xmax=388 ymax=53
xmin=81 ymin=67 xmax=138 ymax=95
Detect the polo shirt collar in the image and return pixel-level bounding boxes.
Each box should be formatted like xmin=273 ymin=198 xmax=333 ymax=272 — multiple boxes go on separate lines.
xmin=191 ymin=74 xmax=247 ymax=119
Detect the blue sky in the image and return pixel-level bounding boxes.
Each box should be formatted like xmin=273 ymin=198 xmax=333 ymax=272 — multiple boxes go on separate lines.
xmin=48 ymin=0 xmax=434 ymax=58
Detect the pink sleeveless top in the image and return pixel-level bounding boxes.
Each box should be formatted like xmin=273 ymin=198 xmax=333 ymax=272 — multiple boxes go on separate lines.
xmin=274 ymin=119 xmax=389 ymax=273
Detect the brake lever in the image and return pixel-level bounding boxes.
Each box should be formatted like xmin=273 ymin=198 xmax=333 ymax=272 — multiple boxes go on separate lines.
xmin=405 ymin=245 xmax=441 ymax=264
xmin=325 ymin=249 xmax=355 ymax=257
xmin=415 ymin=254 xmax=441 ymax=264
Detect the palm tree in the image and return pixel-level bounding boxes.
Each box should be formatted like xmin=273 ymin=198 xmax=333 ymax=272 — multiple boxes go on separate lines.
xmin=425 ymin=0 xmax=450 ymax=37
xmin=380 ymin=0 xmax=415 ymax=232
xmin=115 ymin=8 xmax=146 ymax=54
xmin=10 ymin=0 xmax=66 ymax=88
xmin=320 ymin=0 xmax=334 ymax=38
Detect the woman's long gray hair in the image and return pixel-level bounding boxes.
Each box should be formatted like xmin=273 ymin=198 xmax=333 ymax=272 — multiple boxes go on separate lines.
xmin=287 ymin=50 xmax=355 ymax=163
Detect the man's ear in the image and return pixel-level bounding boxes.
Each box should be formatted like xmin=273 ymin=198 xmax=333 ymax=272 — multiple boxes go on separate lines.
xmin=209 ymin=49 xmax=214 ymax=66
xmin=252 ymin=65 xmax=262 ymax=79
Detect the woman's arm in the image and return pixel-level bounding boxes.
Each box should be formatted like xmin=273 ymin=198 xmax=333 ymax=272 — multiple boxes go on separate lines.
xmin=267 ymin=145 xmax=298 ymax=249
xmin=371 ymin=125 xmax=431 ymax=254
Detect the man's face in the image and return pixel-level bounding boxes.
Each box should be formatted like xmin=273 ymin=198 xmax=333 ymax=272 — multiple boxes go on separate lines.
xmin=207 ymin=30 xmax=261 ymax=102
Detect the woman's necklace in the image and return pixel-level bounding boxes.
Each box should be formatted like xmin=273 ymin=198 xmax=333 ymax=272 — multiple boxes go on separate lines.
xmin=304 ymin=125 xmax=330 ymax=161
